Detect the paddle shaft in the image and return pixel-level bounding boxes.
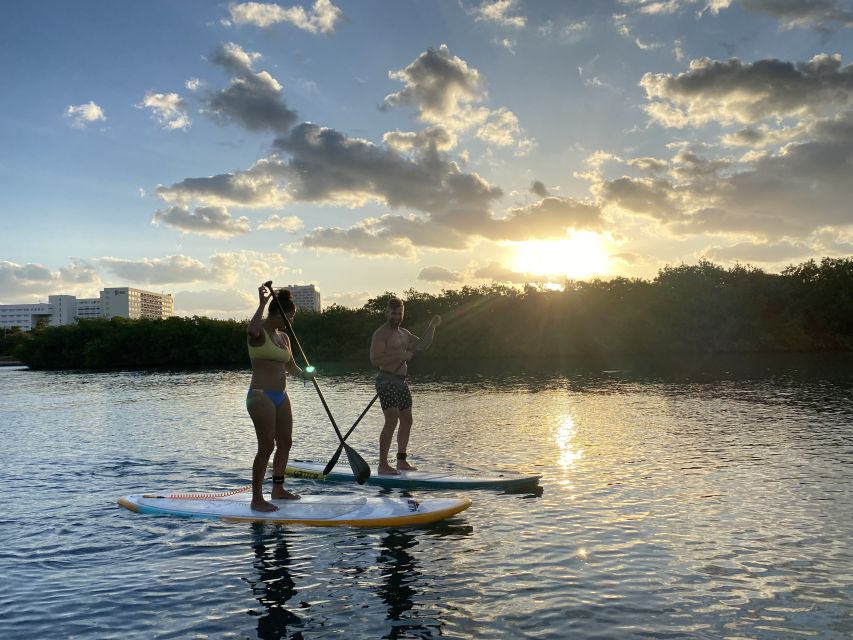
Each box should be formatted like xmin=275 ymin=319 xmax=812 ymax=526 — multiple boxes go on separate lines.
xmin=264 ymin=282 xmax=348 ymax=443
xmin=322 ymin=356 xmax=413 ymax=475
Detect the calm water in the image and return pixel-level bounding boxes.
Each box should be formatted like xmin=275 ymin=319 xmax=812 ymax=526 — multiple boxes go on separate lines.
xmin=1 ymin=356 xmax=852 ymax=639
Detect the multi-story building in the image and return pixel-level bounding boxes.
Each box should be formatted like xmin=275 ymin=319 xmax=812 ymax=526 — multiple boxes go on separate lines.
xmin=0 ymin=287 xmax=174 ymax=330
xmin=76 ymin=298 xmax=101 ymax=320
xmin=285 ymin=284 xmax=321 ymax=312
xmin=0 ymin=303 xmax=53 ymax=331
xmin=99 ymin=287 xmax=174 ymax=320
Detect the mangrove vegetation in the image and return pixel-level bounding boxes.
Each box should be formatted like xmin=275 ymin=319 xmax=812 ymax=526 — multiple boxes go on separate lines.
xmin=10 ymin=258 xmax=853 ymax=370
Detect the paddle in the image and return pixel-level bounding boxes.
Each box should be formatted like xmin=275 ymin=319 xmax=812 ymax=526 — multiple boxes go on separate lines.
xmin=321 ymin=343 xmax=424 ymax=476
xmin=264 ymin=281 xmax=371 ymax=485
xmin=322 ymin=392 xmax=379 ymax=476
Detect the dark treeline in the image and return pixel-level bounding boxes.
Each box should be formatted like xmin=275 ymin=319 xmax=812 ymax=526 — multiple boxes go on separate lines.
xmin=12 ymin=257 xmax=853 ymax=370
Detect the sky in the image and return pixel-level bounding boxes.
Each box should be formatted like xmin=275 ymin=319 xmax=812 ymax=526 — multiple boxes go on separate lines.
xmin=2 ymin=0 xmax=853 ymax=318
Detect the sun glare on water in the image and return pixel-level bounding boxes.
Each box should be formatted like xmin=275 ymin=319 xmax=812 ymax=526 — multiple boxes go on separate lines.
xmin=512 ymin=232 xmax=610 ymax=280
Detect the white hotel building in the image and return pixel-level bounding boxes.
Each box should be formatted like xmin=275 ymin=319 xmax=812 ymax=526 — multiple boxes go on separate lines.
xmin=0 ymin=287 xmax=174 ymax=331
xmin=285 ymin=284 xmax=321 ymax=312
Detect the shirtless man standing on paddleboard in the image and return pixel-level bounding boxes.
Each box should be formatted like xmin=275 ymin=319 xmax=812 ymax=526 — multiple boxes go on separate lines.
xmin=370 ymin=297 xmax=441 ymax=475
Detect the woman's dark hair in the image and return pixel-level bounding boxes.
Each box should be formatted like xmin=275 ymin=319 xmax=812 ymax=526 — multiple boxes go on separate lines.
xmin=274 ymin=288 xmax=296 ymax=313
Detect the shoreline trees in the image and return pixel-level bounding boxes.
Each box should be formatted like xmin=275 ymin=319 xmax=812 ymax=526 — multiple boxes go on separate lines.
xmin=11 ymin=258 xmax=853 ymax=370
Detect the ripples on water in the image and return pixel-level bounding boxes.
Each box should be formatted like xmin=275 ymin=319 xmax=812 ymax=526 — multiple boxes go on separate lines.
xmin=1 ymin=354 xmax=852 ymax=639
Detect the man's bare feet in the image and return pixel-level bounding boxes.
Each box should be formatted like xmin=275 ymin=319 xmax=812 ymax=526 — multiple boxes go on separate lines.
xmin=271 ymin=486 xmax=300 ymax=500
xmin=397 ymin=460 xmax=418 ymax=471
xmin=250 ymin=498 xmax=279 ymax=512
xmin=377 ymin=463 xmax=400 ymax=475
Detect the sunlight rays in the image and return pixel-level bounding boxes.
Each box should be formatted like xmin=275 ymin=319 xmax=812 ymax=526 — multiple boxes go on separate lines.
xmin=512 ymin=232 xmax=610 ymax=281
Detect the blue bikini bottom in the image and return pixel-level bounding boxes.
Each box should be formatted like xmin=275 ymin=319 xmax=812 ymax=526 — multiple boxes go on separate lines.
xmin=247 ymin=389 xmax=288 ymax=408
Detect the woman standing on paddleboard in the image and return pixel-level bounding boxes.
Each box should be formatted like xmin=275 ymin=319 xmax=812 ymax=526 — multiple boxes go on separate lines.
xmin=246 ymin=285 xmax=314 ymax=512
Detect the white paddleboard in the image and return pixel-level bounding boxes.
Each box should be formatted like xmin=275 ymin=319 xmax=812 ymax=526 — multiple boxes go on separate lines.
xmin=286 ymin=461 xmax=541 ymax=491
xmin=118 ymin=492 xmax=471 ymax=527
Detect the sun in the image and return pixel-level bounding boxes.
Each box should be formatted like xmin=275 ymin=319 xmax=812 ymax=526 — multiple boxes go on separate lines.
xmin=512 ymin=232 xmax=610 ymax=280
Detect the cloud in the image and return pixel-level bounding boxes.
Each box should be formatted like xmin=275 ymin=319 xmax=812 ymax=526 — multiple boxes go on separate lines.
xmin=138 ymin=91 xmax=190 ymax=130
xmin=0 ymin=259 xmax=101 ymax=301
xmin=202 ymin=42 xmax=298 ymax=133
xmin=382 ymin=45 xmax=533 ymax=151
xmin=531 ymin=180 xmax=550 ymax=197
xmin=257 ymin=214 xmax=303 ymax=232
xmin=705 ymin=239 xmax=815 ymax=262
xmin=98 ymin=255 xmax=215 ymax=285
xmin=382 ymin=44 xmax=486 ymax=127
xmin=618 ymin=0 xmax=852 ymax=30
xmin=383 ymin=126 xmax=457 ymax=153
xmin=618 ymin=0 xmax=685 ymax=15
xmin=490 ymin=197 xmax=607 ymax=240
xmin=472 ymin=0 xmax=527 ymax=28
xmin=322 ymin=289 xmax=372 ymax=309
xmin=302 ymin=224 xmax=417 ymax=258
xmin=64 ymin=101 xmax=106 ymax=129
xmin=476 ymin=107 xmax=534 ymax=153
xmin=642 ymin=54 xmax=853 ymax=127
xmin=417 ymin=266 xmax=463 ymax=283
xmin=228 ymin=0 xmax=343 ymax=34
xmin=151 ymin=205 xmax=251 ymax=237
xmin=740 ymin=0 xmax=853 ymax=30
xmin=472 ymin=261 xmax=550 ymax=284
xmin=273 ymin=122 xmax=503 ymax=214
xmin=97 ymin=251 xmax=287 ymax=286
xmin=155 ymin=120 xmax=506 ymax=233
xmin=173 ymin=288 xmax=256 ymax=318
xmin=300 ymin=212 xmax=471 ymax=256
xmin=539 ymin=20 xmax=589 ymax=42
xmin=155 ymin=157 xmax=290 ymax=207
xmin=587 ymin=110 xmax=853 ymax=238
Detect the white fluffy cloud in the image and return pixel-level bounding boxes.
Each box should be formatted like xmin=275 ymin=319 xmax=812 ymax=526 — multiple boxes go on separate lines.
xmin=64 ymin=101 xmax=106 ymax=129
xmin=257 ymin=214 xmax=304 ymax=232
xmin=138 ymin=91 xmax=190 ymax=130
xmin=472 ymin=1 xmax=527 ymax=28
xmin=228 ymin=0 xmax=343 ymax=34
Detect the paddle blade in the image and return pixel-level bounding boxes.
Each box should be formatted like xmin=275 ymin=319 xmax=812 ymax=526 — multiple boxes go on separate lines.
xmin=323 ymin=445 xmax=344 ymax=476
xmin=344 ymin=444 xmax=371 ymax=484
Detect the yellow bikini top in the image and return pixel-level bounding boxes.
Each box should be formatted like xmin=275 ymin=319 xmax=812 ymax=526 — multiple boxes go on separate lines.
xmin=247 ymin=328 xmax=292 ymax=363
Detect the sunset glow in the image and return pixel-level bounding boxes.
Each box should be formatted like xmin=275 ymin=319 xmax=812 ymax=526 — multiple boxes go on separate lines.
xmin=512 ymin=232 xmax=610 ymax=281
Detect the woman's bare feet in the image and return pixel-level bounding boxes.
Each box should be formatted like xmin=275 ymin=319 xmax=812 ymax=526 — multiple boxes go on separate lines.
xmin=377 ymin=463 xmax=400 ymax=475
xmin=251 ymin=498 xmax=279 ymax=512
xmin=271 ymin=485 xmax=300 ymax=500
xmin=397 ymin=459 xmax=418 ymax=471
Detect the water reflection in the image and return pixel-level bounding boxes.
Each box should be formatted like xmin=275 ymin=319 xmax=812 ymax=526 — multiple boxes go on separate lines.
xmin=376 ymin=530 xmax=427 ymax=639
xmin=246 ymin=525 xmax=304 ymax=639
xmin=556 ymin=414 xmax=583 ymax=469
